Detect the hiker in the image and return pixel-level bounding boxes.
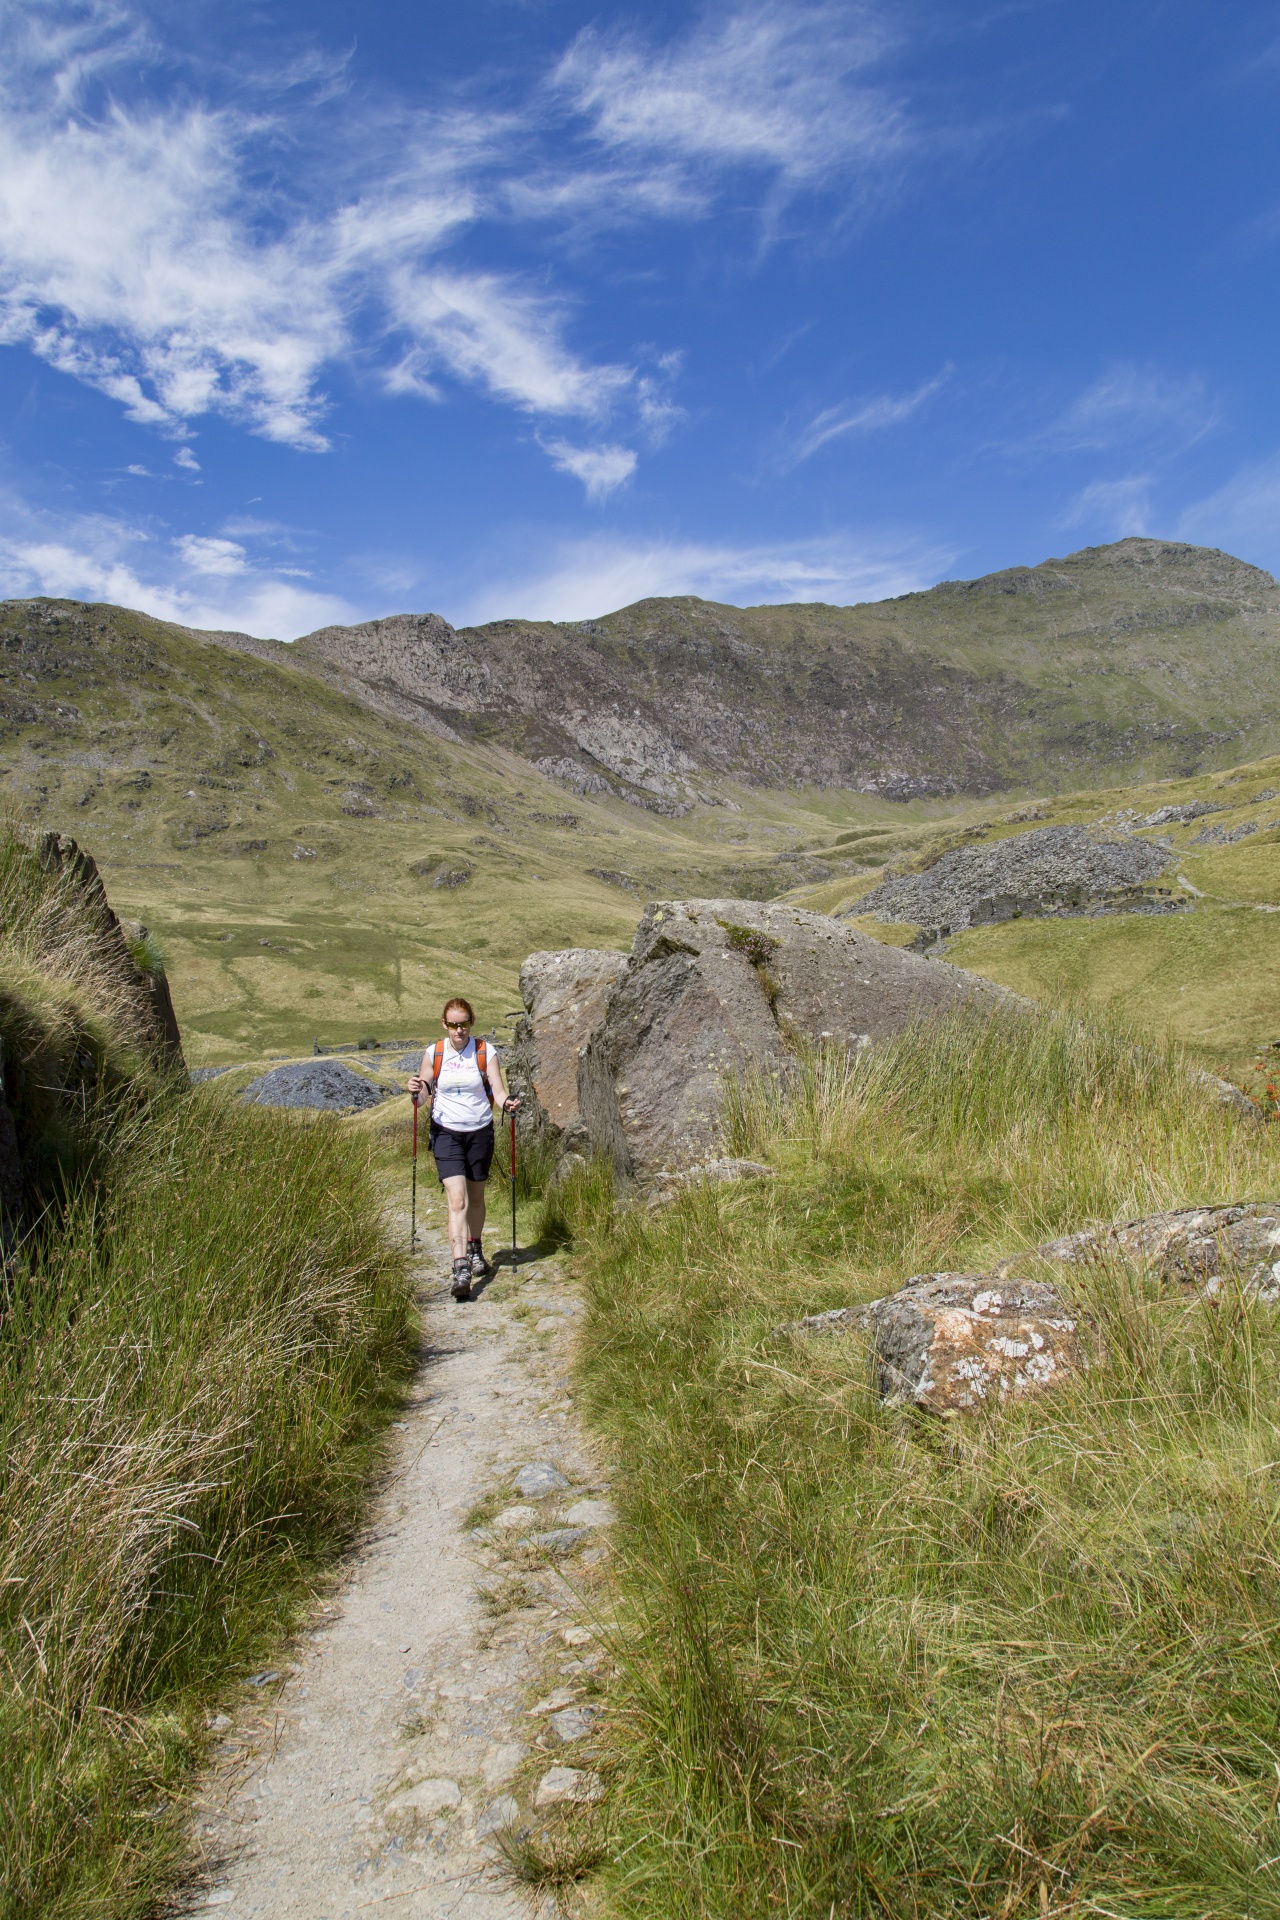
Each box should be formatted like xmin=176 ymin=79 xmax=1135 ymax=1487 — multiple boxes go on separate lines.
xmin=408 ymin=998 xmax=520 ymax=1301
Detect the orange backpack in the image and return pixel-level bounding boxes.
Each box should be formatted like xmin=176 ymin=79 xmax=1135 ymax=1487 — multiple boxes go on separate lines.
xmin=430 ymin=1036 xmax=494 ymax=1104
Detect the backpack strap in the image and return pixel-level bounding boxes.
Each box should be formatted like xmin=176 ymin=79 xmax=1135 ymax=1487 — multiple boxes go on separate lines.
xmin=430 ymin=1038 xmax=444 ymax=1084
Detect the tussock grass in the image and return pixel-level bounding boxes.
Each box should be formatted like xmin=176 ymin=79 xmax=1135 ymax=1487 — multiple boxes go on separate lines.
xmin=572 ymin=1006 xmax=1280 ymax=1917
xmin=0 ymin=826 xmax=415 ymax=1917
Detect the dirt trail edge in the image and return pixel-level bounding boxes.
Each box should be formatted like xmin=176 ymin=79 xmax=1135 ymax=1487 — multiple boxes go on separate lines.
xmin=185 ymin=1211 xmax=610 ymax=1919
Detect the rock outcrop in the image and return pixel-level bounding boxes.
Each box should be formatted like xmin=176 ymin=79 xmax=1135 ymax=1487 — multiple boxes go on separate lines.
xmin=506 ymin=949 xmax=629 ymax=1153
xmin=790 ymin=1274 xmax=1092 ymax=1413
xmin=574 ymin=899 xmax=1005 ymax=1184
xmin=35 ymin=833 xmax=184 ymax=1071
xmin=1020 ymin=1203 xmax=1280 ymax=1298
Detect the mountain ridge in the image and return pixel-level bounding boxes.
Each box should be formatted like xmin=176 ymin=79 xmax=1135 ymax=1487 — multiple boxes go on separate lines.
xmin=287 ymin=537 xmax=1280 ymax=804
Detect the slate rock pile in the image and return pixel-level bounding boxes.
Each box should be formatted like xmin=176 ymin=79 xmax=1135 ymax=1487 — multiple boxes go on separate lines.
xmin=1142 ymin=800 xmax=1224 ymax=826
xmin=241 ymin=1061 xmax=384 ymax=1112
xmin=852 ymin=824 xmax=1179 ymax=943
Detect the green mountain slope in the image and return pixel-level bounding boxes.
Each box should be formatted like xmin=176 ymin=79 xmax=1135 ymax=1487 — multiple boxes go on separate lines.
xmin=8 ymin=534 xmax=1280 ymax=1072
xmin=296 ymin=537 xmax=1280 ymax=800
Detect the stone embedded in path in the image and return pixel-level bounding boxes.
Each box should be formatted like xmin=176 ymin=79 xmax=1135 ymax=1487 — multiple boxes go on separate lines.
xmin=482 ymin=1741 xmax=526 ymax=1786
xmin=528 ymin=1527 xmax=589 ymax=1553
xmin=534 ymin=1766 xmax=604 ymax=1809
xmin=513 ymin=1462 xmax=570 ymax=1497
xmin=1020 ymin=1203 xmax=1280 ymax=1299
xmin=549 ymin=1705 xmax=598 ymax=1744
xmin=395 ymin=1776 xmax=461 ymax=1815
xmin=476 ymin=1794 xmax=521 ymax=1836
xmin=563 ymin=1498 xmax=613 ymax=1527
xmin=492 ymin=1504 xmax=538 ymax=1529
xmin=575 ymin=898 xmax=1001 ymax=1185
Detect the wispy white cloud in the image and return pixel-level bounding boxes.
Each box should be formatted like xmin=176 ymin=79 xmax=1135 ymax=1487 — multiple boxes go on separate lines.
xmin=1177 ymin=453 xmax=1280 ymax=571
xmin=175 ymin=533 xmax=249 ymax=576
xmin=784 ymin=366 xmax=951 ymax=467
xmin=1024 ymin=365 xmax=1217 ymax=458
xmin=0 ymin=493 xmax=355 ymax=635
xmin=553 ymin=3 xmax=908 ymax=203
xmin=540 ymin=439 xmax=637 ymax=501
xmin=457 ymin=529 xmax=953 ymax=624
xmin=0 ymin=3 xmax=934 ymax=492
xmin=384 ymin=271 xmax=630 ymax=419
xmin=0 ymin=2 xmax=646 ymax=469
xmin=1059 ymin=474 xmax=1153 ymax=537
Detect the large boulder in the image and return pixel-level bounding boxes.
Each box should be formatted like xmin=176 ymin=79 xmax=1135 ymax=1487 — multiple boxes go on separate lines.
xmin=576 ymin=898 xmax=1005 ymax=1183
xmin=504 ymin=949 xmax=628 ymax=1152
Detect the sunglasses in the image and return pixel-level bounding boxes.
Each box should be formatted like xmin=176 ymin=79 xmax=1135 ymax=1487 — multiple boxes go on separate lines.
xmin=445 ymin=1019 xmax=471 ymax=1030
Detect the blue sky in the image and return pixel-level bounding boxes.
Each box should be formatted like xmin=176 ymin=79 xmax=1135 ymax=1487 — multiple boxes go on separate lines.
xmin=1 ymin=0 xmax=1278 ymax=637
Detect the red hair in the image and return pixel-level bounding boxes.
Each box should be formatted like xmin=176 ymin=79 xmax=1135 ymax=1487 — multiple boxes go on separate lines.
xmin=442 ymin=997 xmax=475 ymax=1025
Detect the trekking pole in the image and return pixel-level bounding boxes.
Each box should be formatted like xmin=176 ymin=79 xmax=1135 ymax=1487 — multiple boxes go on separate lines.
xmin=410 ymin=1091 xmax=419 ymax=1252
xmin=509 ymin=1105 xmax=518 ymax=1263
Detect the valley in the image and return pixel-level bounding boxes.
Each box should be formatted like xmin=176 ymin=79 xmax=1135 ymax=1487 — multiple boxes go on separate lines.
xmin=5 ymin=534 xmax=1280 ymax=1076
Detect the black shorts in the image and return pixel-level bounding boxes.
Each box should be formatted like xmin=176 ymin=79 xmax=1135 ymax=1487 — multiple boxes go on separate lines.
xmin=430 ymin=1120 xmax=495 ymax=1183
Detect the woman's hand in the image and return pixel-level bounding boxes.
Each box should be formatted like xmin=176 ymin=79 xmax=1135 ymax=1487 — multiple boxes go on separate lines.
xmin=408 ymin=1073 xmax=426 ymax=1100
xmin=502 ymin=1096 xmax=521 ymax=1114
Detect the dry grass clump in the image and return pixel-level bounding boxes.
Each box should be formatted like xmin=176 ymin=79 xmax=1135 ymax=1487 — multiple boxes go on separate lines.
xmin=571 ymin=1004 xmax=1280 ymax=1917
xmin=0 ymin=824 xmax=416 ymax=1917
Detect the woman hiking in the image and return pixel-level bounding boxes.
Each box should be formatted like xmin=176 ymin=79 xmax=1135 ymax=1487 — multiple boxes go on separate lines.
xmin=408 ymin=998 xmax=520 ymax=1301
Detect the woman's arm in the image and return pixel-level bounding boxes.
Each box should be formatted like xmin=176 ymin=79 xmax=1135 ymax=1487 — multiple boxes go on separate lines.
xmin=407 ymin=1047 xmax=435 ymax=1101
xmin=487 ymin=1056 xmax=521 ymax=1114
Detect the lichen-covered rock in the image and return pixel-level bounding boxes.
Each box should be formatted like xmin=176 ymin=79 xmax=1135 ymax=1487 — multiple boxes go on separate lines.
xmin=576 ymin=899 xmax=1003 ymax=1184
xmin=505 ymin=948 xmax=628 ymax=1152
xmin=1022 ymin=1203 xmax=1280 ymax=1299
xmin=864 ymin=1273 xmax=1091 ymax=1413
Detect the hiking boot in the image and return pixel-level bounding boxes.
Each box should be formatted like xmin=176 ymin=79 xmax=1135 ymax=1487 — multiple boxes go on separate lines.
xmin=468 ymin=1238 xmax=491 ymax=1280
xmin=450 ymin=1257 xmax=473 ymax=1302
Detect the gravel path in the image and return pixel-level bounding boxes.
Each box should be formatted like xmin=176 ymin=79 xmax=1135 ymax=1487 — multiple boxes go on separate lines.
xmin=184 ymin=1208 xmax=607 ymax=1919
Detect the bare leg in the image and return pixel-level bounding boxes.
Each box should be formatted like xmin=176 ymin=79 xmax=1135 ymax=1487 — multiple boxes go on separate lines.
xmin=442 ymin=1175 xmax=469 ymax=1259
xmin=465 ymin=1180 xmax=487 ymax=1244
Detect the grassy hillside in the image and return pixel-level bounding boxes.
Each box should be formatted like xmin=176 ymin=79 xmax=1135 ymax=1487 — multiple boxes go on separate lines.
xmin=785 ymin=752 xmax=1280 ymax=1078
xmin=562 ymin=1008 xmax=1280 ymax=1918
xmin=0 ymin=825 xmax=414 ymax=1917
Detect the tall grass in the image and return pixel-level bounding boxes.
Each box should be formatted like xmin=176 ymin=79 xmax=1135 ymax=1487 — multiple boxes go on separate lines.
xmin=0 ymin=1090 xmax=414 ymax=1918
xmin=0 ymin=826 xmax=415 ymax=1917
xmin=572 ymin=1005 xmax=1280 ymax=1917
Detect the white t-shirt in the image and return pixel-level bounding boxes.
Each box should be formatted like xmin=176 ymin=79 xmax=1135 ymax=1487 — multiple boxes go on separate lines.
xmin=431 ymin=1038 xmax=496 ymax=1131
